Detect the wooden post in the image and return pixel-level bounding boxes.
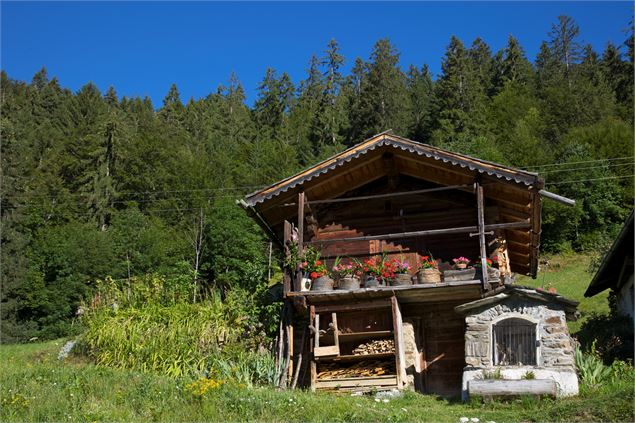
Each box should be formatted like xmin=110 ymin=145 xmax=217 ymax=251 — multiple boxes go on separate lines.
xmin=287 ymin=319 xmax=294 ymax=385
xmin=476 ymin=183 xmax=490 ymax=291
xmin=295 ymin=192 xmax=305 ymax=292
xmin=391 ymin=296 xmax=406 ymax=388
xmin=309 ymin=305 xmax=317 ymax=392
xmin=283 ymin=220 xmax=292 ymax=294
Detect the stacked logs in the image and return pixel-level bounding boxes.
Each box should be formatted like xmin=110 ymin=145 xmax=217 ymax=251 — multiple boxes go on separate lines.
xmin=317 ymin=359 xmax=395 ymax=379
xmin=352 ymin=339 xmax=395 ymax=355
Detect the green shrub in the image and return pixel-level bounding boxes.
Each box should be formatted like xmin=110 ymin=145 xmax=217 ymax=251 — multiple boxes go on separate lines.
xmin=576 ymin=311 xmax=634 ymax=363
xmin=78 ymin=275 xmax=276 ymax=385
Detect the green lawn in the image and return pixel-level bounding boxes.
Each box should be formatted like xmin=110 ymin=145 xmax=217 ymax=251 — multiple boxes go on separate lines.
xmin=2 ymin=255 xmax=629 ymax=422
xmin=2 ymin=338 xmax=633 ymax=422
xmin=516 ymin=253 xmax=609 ymax=334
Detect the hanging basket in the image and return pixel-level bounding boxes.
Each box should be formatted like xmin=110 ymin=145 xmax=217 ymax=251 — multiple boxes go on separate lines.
xmin=416 ymin=268 xmax=442 ymax=284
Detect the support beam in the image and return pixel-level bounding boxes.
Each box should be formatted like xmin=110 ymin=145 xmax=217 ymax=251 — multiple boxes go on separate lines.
xmin=476 ymin=183 xmax=489 ymax=290
xmin=305 ymin=221 xmax=531 ymax=245
xmin=283 ymin=220 xmax=292 ymax=295
xmin=281 ymin=184 xmax=473 ymax=206
xmin=295 ymin=192 xmax=305 ymax=292
xmin=538 ymin=189 xmax=576 ymax=207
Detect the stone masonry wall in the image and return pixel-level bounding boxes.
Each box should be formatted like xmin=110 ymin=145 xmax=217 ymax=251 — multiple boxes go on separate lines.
xmin=464 ymin=297 xmax=575 ymax=369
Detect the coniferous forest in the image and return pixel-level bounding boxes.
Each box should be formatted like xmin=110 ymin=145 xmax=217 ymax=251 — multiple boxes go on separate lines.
xmin=1 ymin=15 xmax=633 ymax=342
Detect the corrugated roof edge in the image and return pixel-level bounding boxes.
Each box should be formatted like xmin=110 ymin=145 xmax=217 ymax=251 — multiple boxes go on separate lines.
xmin=242 ymin=132 xmax=543 ymax=207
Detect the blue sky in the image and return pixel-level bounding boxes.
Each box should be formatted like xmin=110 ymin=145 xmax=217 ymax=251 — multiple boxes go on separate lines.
xmin=1 ymin=1 xmax=632 ymax=106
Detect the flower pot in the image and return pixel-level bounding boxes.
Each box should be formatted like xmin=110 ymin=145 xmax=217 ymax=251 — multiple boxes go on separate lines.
xmin=455 ymin=263 xmax=468 ymax=269
xmin=300 ymin=277 xmax=312 ymax=291
xmin=443 ymin=268 xmax=476 ymax=282
xmin=338 ymin=276 xmax=361 ymax=290
xmin=391 ymin=273 xmax=413 ymax=286
xmin=416 ymin=268 xmax=442 ymax=284
xmin=364 ymin=277 xmax=381 ymax=288
xmin=310 ymin=276 xmax=334 ymax=291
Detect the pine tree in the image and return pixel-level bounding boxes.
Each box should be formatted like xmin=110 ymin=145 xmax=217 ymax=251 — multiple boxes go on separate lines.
xmin=349 ymin=39 xmax=410 ymax=140
xmin=548 ymin=15 xmax=583 ymax=79
xmin=315 ymin=39 xmax=347 ymax=151
xmin=468 ymin=37 xmax=494 ymax=94
xmin=493 ymin=35 xmax=534 ymax=91
xmin=159 ymin=83 xmax=185 ymax=126
xmin=601 ymin=42 xmax=629 ymax=104
xmin=406 ymin=64 xmax=434 ymax=142
xmin=432 ymin=36 xmax=487 ymax=146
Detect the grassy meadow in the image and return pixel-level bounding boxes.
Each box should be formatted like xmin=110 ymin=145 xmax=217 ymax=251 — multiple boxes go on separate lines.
xmin=1 ymin=253 xmax=632 ymax=422
xmin=516 ymin=253 xmax=609 ymax=334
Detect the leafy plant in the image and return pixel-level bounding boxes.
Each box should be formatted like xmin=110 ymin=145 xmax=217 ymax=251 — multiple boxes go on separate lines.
xmin=483 ymin=367 xmax=503 ymax=380
xmin=299 ymin=245 xmax=329 ymax=279
xmin=575 ymin=341 xmax=612 ymax=389
xmin=521 ymin=370 xmax=535 ymax=380
xmin=417 ymin=255 xmax=438 ymax=270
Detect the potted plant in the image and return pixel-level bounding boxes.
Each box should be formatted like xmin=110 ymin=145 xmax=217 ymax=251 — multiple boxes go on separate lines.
xmin=332 ymin=257 xmax=362 ymax=290
xmin=474 ymin=257 xmax=501 ymax=283
xmin=416 ymin=255 xmax=442 ymax=284
xmin=452 ymin=256 xmax=470 ymax=269
xmin=362 ymin=256 xmax=387 ymax=288
xmin=300 ymin=246 xmax=333 ymax=291
xmin=387 ymin=257 xmax=413 ymax=286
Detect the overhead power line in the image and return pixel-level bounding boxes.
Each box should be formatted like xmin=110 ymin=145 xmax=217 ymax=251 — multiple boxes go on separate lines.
xmin=522 ymin=156 xmax=634 ymax=170
xmin=545 ymin=175 xmax=635 ymax=186
xmin=540 ymin=162 xmax=634 ymax=175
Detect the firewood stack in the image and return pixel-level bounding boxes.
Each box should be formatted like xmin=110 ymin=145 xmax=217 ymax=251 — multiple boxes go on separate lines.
xmin=352 ymin=339 xmax=395 ymax=355
xmin=317 ymin=359 xmax=395 ymax=379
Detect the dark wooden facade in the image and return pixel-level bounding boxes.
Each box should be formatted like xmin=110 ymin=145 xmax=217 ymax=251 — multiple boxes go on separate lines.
xmin=240 ymin=132 xmax=568 ymax=397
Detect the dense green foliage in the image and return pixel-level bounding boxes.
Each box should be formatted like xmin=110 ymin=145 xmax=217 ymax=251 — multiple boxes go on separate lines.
xmin=78 ymin=274 xmax=276 ymax=381
xmin=1 ymin=15 xmax=633 ymax=342
xmin=1 ymin=340 xmax=634 ymax=422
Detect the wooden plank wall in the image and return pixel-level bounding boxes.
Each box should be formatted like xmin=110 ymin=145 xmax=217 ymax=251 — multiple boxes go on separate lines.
xmin=402 ymin=300 xmax=467 ymax=398
xmin=308 ymin=177 xmax=498 ymax=267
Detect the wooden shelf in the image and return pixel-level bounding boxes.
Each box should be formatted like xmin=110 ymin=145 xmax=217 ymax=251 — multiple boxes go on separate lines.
xmin=338 ymin=330 xmax=393 ymax=343
xmin=315 ymin=375 xmax=398 ymax=389
xmin=315 ymin=352 xmax=395 ymax=362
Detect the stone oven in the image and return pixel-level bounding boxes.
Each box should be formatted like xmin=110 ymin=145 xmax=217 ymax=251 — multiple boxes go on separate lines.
xmin=455 ymin=286 xmax=579 ymax=399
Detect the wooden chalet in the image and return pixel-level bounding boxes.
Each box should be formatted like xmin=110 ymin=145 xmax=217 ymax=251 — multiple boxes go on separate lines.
xmin=240 ymin=131 xmax=575 ymax=397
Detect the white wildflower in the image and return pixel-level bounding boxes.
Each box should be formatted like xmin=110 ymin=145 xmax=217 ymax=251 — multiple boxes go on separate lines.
xmin=375 ymin=398 xmax=380 ymax=402
xmin=470 ymin=419 xmax=480 ymax=423
xmin=382 ymin=399 xmax=389 ymax=403
xmin=460 ymin=418 xmax=469 ymax=423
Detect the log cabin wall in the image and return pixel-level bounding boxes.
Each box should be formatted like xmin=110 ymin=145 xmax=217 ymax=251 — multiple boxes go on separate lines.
xmin=308 ymin=176 xmax=498 ymax=268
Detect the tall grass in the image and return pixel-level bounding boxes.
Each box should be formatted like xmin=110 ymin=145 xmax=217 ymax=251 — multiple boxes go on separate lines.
xmin=77 ymin=274 xmax=276 ymax=383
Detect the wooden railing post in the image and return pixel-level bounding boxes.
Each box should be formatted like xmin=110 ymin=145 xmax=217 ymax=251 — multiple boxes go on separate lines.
xmin=295 ymin=192 xmax=305 ymax=292
xmin=283 ymin=220 xmax=292 ymax=295
xmin=476 ymin=182 xmax=490 ymax=291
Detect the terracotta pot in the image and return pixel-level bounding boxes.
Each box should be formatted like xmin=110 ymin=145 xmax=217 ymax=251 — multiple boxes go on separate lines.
xmin=338 ymin=276 xmax=361 ymax=290
xmin=416 ymin=268 xmax=442 ymax=284
xmin=310 ymin=276 xmax=334 ymax=291
xmin=455 ymin=262 xmax=468 ymax=269
xmin=391 ymin=273 xmax=413 ymax=286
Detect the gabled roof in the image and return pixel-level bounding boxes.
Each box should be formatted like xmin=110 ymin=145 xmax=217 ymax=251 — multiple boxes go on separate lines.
xmin=455 ymin=285 xmax=579 ymax=320
xmin=243 ymin=131 xmax=543 ymax=207
xmin=240 ymin=132 xmax=547 ymax=277
xmin=585 ymin=210 xmax=634 ymax=297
